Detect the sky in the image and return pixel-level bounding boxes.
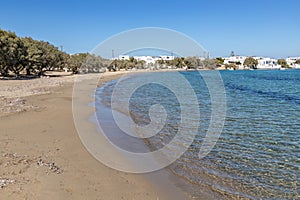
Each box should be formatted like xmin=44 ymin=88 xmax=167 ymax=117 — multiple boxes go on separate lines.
xmin=1 ymin=0 xmax=299 ymax=58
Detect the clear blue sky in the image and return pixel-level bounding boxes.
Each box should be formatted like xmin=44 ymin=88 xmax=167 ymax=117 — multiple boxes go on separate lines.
xmin=1 ymin=0 xmax=299 ymax=58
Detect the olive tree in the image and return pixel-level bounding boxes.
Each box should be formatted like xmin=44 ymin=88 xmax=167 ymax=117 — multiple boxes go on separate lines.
xmin=243 ymin=57 xmax=258 ymax=69
xmin=22 ymin=37 xmax=64 ymax=76
xmin=0 ymin=30 xmax=27 ymax=76
xmin=277 ymin=59 xmax=289 ymax=68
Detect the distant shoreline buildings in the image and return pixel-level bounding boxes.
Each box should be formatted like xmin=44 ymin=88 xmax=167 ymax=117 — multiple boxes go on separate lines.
xmin=115 ymin=54 xmax=300 ymax=70
xmin=286 ymin=57 xmax=300 ymax=68
xmin=223 ymin=56 xmax=300 ymax=69
xmin=118 ymin=55 xmax=175 ymax=65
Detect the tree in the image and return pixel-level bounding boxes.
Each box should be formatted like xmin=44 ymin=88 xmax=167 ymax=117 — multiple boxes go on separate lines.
xmin=124 ymin=60 xmax=135 ymax=70
xmin=135 ymin=60 xmax=146 ymax=69
xmin=225 ymin=63 xmax=239 ymax=70
xmin=277 ymin=59 xmax=289 ymax=68
xmin=22 ymin=37 xmax=64 ymax=76
xmin=66 ymin=53 xmax=109 ymax=73
xmin=243 ymin=57 xmax=258 ymax=69
xmin=156 ymin=59 xmax=165 ymax=65
xmin=129 ymin=56 xmax=135 ymax=63
xmin=108 ymin=59 xmax=125 ymax=71
xmin=108 ymin=59 xmax=117 ymax=71
xmin=184 ymin=56 xmax=198 ymax=69
xmin=216 ymin=57 xmax=225 ymax=64
xmin=1 ymin=28 xmax=112 ymax=77
xmin=66 ymin=53 xmax=88 ymax=74
xmin=202 ymin=59 xmax=219 ymax=70
xmin=173 ymin=57 xmax=185 ymax=68
xmin=0 ymin=30 xmax=27 ymax=76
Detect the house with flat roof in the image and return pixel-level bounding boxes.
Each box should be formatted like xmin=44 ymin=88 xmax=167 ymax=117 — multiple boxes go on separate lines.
xmin=133 ymin=56 xmax=156 ymax=65
xmin=254 ymin=57 xmax=281 ymax=69
xmin=116 ymin=54 xmax=176 ymax=66
xmin=223 ymin=56 xmax=247 ymax=69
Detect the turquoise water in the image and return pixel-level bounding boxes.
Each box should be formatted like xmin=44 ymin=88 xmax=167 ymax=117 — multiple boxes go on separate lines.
xmin=96 ymin=70 xmax=300 ymax=199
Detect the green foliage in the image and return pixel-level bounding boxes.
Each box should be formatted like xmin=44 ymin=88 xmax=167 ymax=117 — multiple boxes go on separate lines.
xmin=216 ymin=57 xmax=225 ymax=64
xmin=277 ymin=59 xmax=289 ymax=68
xmin=225 ymin=63 xmax=239 ymax=70
xmin=202 ymin=59 xmax=219 ymax=69
xmin=83 ymin=54 xmax=109 ymax=72
xmin=108 ymin=57 xmax=145 ymax=71
xmin=22 ymin=37 xmax=65 ymax=76
xmin=155 ymin=57 xmax=219 ymax=70
xmin=0 ymin=28 xmax=112 ymax=76
xmin=156 ymin=59 xmax=165 ymax=65
xmin=243 ymin=57 xmax=258 ymax=69
xmin=135 ymin=60 xmax=146 ymax=69
xmin=0 ymin=30 xmax=27 ymax=76
xmin=173 ymin=57 xmax=185 ymax=68
xmin=108 ymin=59 xmax=125 ymax=71
xmin=65 ymin=53 xmax=89 ymax=74
xmin=0 ymin=29 xmax=71 ymax=77
xmin=129 ymin=56 xmax=135 ymax=63
xmin=184 ymin=57 xmax=198 ymax=69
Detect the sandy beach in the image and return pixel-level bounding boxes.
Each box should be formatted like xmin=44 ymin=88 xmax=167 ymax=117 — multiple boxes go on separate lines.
xmin=0 ymin=71 xmax=188 ymax=200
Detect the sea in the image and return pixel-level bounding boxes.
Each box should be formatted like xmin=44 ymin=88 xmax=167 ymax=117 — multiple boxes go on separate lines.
xmin=95 ymin=70 xmax=299 ymax=199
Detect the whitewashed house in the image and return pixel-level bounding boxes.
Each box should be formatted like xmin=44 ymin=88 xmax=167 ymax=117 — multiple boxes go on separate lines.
xmin=133 ymin=56 xmax=156 ymax=65
xmin=254 ymin=57 xmax=281 ymax=69
xmin=223 ymin=56 xmax=247 ymax=69
xmin=115 ymin=54 xmax=177 ymax=67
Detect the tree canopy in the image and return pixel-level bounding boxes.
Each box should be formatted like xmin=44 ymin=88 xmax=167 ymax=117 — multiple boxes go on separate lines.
xmin=0 ymin=28 xmax=110 ymax=76
xmin=277 ymin=59 xmax=289 ymax=68
xmin=216 ymin=57 xmax=225 ymax=64
xmin=0 ymin=30 xmax=27 ymax=76
xmin=243 ymin=57 xmax=258 ymax=69
xmin=22 ymin=37 xmax=66 ymax=76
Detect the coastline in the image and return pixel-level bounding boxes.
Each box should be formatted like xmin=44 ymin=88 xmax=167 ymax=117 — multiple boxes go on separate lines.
xmin=74 ymin=71 xmax=190 ymax=200
xmin=91 ymin=71 xmax=221 ymax=200
xmin=0 ymin=71 xmax=188 ymax=199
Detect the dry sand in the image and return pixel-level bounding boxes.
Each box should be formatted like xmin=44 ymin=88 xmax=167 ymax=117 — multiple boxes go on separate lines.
xmin=0 ymin=71 xmax=188 ymax=200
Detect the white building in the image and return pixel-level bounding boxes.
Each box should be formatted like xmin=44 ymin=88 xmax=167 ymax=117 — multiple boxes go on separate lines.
xmin=254 ymin=57 xmax=281 ymax=69
xmin=133 ymin=56 xmax=156 ymax=65
xmin=223 ymin=56 xmax=247 ymax=69
xmin=223 ymin=56 xmax=282 ymax=69
xmin=116 ymin=54 xmax=176 ymax=66
xmin=286 ymin=57 xmax=300 ymax=68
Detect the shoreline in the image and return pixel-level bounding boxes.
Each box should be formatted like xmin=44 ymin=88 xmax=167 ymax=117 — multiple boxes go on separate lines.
xmin=93 ymin=75 xmax=194 ymax=200
xmin=74 ymin=71 xmax=189 ymax=200
xmin=92 ymin=71 xmax=223 ymax=200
